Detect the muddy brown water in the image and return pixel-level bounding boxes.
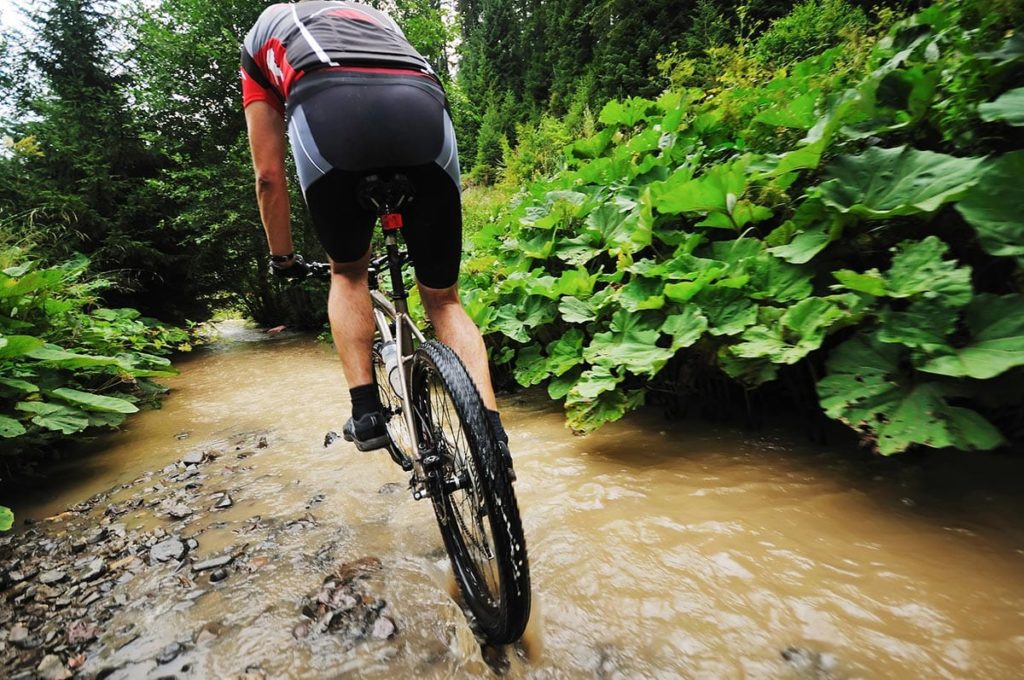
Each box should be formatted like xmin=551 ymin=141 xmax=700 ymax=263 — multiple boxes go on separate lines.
xmin=9 ymin=322 xmax=1024 ymax=678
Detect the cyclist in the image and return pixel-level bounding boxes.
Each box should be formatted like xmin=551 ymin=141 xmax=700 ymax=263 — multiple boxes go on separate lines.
xmin=240 ymin=1 xmax=511 ymax=455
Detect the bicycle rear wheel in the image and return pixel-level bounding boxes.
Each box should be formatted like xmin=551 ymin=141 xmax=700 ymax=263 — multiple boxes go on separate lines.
xmin=411 ymin=340 xmax=531 ymax=644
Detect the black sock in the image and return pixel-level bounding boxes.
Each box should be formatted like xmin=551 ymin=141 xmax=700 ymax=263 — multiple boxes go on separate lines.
xmin=350 ymin=384 xmax=380 ymax=419
xmin=486 ymin=409 xmax=508 ymax=444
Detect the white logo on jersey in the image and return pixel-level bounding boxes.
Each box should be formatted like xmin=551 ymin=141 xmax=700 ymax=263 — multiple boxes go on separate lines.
xmin=266 ymin=48 xmax=285 ymax=84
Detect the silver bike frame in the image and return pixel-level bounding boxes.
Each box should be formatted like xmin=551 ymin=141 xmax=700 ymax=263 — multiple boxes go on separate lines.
xmin=371 ymin=232 xmax=427 ymax=475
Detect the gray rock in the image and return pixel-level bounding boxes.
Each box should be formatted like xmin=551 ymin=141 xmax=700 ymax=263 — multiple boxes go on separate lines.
xmin=36 ymin=654 xmax=72 ymax=680
xmin=79 ymin=558 xmax=106 ymax=582
xmin=182 ymin=451 xmax=205 ymax=465
xmin=209 ymin=568 xmax=229 ymax=583
xmin=166 ymin=504 xmax=193 ymax=520
xmin=151 ymin=539 xmax=187 ymax=563
xmin=257 ymin=436 xmax=268 ymax=448
xmin=371 ymin=616 xmax=396 ymax=640
xmin=156 ymin=641 xmax=182 ymax=664
xmin=186 ymin=538 xmax=199 ymax=551
xmin=85 ymin=527 xmax=107 ymax=545
xmin=192 ymin=555 xmax=233 ymax=572
xmin=213 ymin=494 xmax=233 ymax=510
xmin=39 ymin=570 xmax=67 ymax=586
xmin=8 ymin=624 xmax=30 ymax=647
xmin=323 ymin=431 xmax=341 ymax=447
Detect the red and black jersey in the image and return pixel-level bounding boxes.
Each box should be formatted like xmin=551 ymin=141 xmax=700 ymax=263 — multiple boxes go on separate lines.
xmin=240 ymin=1 xmax=434 ymax=115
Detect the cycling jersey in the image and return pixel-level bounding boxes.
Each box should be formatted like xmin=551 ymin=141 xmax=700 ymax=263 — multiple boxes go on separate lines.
xmin=240 ymin=1 xmax=434 ymax=115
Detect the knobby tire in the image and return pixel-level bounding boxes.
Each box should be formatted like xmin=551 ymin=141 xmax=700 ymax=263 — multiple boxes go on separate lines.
xmin=411 ymin=340 xmax=531 ymax=644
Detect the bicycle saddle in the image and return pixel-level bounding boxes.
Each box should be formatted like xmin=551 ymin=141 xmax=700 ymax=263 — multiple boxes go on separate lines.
xmin=356 ymin=173 xmax=416 ymax=214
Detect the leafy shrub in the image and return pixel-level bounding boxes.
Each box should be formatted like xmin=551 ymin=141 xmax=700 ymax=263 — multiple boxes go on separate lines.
xmin=462 ymin=0 xmax=1024 ymax=454
xmin=753 ymin=0 xmax=870 ymax=66
xmin=0 ymin=248 xmax=188 ymax=450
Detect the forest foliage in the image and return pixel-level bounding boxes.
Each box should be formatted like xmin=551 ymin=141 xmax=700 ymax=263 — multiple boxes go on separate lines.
xmin=460 ymin=0 xmax=1024 ymax=454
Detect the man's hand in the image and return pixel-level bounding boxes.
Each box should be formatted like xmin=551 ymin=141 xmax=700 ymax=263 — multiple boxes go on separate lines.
xmin=270 ymin=253 xmax=309 ymax=280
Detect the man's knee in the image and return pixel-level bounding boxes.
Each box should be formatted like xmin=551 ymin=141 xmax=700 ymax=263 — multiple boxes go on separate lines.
xmin=330 ymin=252 xmax=370 ymax=281
xmin=417 ymin=282 xmax=461 ymax=315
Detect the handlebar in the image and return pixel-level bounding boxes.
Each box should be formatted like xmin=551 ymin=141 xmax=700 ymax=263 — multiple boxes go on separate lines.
xmin=301 ymin=252 xmax=411 ymax=282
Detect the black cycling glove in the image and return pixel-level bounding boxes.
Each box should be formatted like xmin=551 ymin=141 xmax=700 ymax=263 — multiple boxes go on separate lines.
xmin=269 ymin=253 xmax=309 ymax=280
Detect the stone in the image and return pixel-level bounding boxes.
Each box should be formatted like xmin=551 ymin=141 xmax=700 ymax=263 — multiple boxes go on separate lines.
xmin=166 ymin=504 xmax=193 ymax=520
xmin=79 ymin=559 xmax=106 ymax=582
xmin=257 ymin=436 xmax=268 ymax=449
xmin=192 ymin=555 xmax=233 ymax=572
xmin=8 ymin=624 xmax=31 ymax=647
xmin=371 ymin=616 xmax=396 ymax=640
xmin=182 ymin=451 xmax=205 ymax=465
xmin=209 ymin=568 xmax=229 ymax=583
xmin=36 ymin=654 xmax=72 ymax=680
xmin=213 ymin=494 xmax=233 ymax=510
xmin=151 ymin=539 xmax=187 ymax=563
xmin=85 ymin=527 xmax=107 ymax=545
xmin=66 ymin=620 xmax=100 ymax=645
xmin=39 ymin=570 xmax=67 ymax=586
xmin=323 ymin=431 xmax=341 ymax=447
xmin=378 ymin=482 xmax=403 ymax=495
xmin=156 ymin=641 xmax=182 ymax=664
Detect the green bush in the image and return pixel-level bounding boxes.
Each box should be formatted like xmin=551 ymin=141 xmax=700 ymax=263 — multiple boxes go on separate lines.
xmin=462 ymin=0 xmax=1024 ymax=454
xmin=753 ymin=0 xmax=870 ymax=66
xmin=0 ymin=247 xmax=189 ymax=451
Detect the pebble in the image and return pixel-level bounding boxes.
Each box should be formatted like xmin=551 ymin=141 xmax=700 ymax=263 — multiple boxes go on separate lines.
xmin=214 ymin=494 xmax=233 ymax=510
xmin=8 ymin=624 xmax=31 ymax=648
xmin=85 ymin=527 xmax=107 ymax=545
xmin=39 ymin=570 xmax=67 ymax=586
xmin=155 ymin=641 xmax=182 ymax=664
xmin=182 ymin=451 xmax=205 ymax=465
xmin=192 ymin=555 xmax=233 ymax=572
xmin=166 ymin=504 xmax=193 ymax=520
xmin=323 ymin=431 xmax=341 ymax=447
xmin=209 ymin=568 xmax=229 ymax=583
xmin=257 ymin=436 xmax=268 ymax=449
xmin=371 ymin=616 xmax=397 ymax=640
xmin=78 ymin=559 xmax=106 ymax=582
xmin=36 ymin=654 xmax=72 ymax=680
xmin=151 ymin=539 xmax=187 ymax=563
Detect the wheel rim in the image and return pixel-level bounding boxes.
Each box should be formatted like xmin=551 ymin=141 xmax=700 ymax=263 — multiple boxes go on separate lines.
xmin=417 ymin=366 xmax=503 ymax=619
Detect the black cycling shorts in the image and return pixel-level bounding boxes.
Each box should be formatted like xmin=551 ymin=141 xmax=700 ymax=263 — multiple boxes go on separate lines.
xmin=287 ymin=70 xmax=462 ymax=290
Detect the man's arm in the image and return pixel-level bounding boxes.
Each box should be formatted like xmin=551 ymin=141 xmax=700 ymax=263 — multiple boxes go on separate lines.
xmin=245 ymin=101 xmax=293 ymax=260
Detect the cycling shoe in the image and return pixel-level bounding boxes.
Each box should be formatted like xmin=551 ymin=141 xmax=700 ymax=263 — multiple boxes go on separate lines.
xmin=342 ymin=413 xmax=390 ymax=452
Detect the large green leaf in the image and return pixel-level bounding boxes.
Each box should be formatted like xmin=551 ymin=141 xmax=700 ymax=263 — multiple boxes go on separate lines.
xmin=817 ymin=335 xmax=1005 ymax=455
xmin=584 ymin=311 xmax=676 ymax=377
xmin=513 ymin=330 xmax=584 ymax=387
xmin=885 ymin=237 xmax=972 ymax=307
xmin=877 ymin=302 xmax=956 ymax=351
xmin=918 ymin=294 xmax=1024 ymax=380
xmin=661 ymin=306 xmax=708 ymax=350
xmin=16 ymin=401 xmax=91 ymax=435
xmin=814 ymin=146 xmax=984 ymax=218
xmin=651 ymin=157 xmax=747 ymax=216
xmin=492 ymin=296 xmax=557 ymax=342
xmin=693 ymin=286 xmax=758 ymax=336
xmin=979 ymin=87 xmax=1024 ymax=126
xmin=0 ymin=415 xmax=26 ymax=438
xmin=51 ymin=387 xmax=139 ymax=414
xmin=567 ymin=388 xmax=645 ymax=434
xmin=744 ymin=254 xmax=814 ymax=302
xmin=26 ymin=346 xmax=125 ymax=369
xmin=753 ymin=91 xmax=819 ymax=129
xmin=0 ymin=335 xmax=45 ymax=358
xmin=0 ymin=506 xmax=13 ymax=532
xmin=728 ymin=297 xmax=845 ymax=365
xmin=955 ymin=152 xmax=1024 ymax=257
xmin=620 ymin=277 xmax=665 ymax=311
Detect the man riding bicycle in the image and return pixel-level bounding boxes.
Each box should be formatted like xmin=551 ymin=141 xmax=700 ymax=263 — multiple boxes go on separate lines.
xmin=240 ymin=1 xmax=511 ymax=455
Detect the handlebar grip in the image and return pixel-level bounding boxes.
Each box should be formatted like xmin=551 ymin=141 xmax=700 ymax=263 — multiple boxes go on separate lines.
xmin=306 ymin=262 xmax=332 ymax=280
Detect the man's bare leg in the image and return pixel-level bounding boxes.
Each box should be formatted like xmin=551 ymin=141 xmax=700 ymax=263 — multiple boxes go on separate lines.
xmin=328 ymin=250 xmax=374 ymax=388
xmin=417 ymin=281 xmax=498 ymax=411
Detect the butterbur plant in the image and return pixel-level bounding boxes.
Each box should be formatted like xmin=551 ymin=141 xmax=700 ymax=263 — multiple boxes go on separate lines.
xmin=463 ymin=0 xmax=1023 ymax=453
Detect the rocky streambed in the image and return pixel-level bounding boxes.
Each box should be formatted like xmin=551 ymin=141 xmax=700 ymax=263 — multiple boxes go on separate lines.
xmin=0 ymin=432 xmax=403 ymax=679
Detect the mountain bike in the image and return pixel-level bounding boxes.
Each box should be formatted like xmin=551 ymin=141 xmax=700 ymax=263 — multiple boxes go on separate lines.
xmin=309 ymin=172 xmax=531 ymax=645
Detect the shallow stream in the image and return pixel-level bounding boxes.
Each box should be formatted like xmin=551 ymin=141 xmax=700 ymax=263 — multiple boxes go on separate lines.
xmin=8 ymin=324 xmax=1024 ymax=678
